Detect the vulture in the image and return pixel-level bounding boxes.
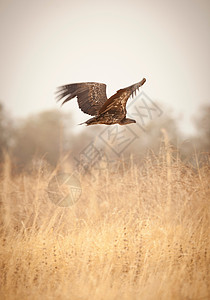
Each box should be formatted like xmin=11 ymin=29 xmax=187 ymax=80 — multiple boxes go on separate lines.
xmin=56 ymin=78 xmax=146 ymax=125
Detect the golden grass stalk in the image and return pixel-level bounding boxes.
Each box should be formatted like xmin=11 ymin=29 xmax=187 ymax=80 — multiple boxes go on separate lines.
xmin=0 ymin=143 xmax=209 ymax=300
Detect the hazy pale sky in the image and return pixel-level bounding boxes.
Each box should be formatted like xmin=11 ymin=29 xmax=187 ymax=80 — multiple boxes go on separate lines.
xmin=0 ymin=0 xmax=210 ymax=133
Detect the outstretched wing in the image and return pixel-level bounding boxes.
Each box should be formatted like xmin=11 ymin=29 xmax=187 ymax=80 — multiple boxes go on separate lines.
xmin=99 ymin=78 xmax=146 ymax=116
xmin=56 ymin=82 xmax=107 ymax=116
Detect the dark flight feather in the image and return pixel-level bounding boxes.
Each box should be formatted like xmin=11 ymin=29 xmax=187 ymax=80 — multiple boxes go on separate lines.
xmin=56 ymin=82 xmax=107 ymax=116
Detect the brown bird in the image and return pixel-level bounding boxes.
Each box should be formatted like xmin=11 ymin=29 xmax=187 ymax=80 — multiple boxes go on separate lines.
xmin=56 ymin=78 xmax=146 ymax=126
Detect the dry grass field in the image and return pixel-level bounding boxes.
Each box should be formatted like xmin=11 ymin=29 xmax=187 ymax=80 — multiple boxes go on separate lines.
xmin=0 ymin=139 xmax=209 ymax=299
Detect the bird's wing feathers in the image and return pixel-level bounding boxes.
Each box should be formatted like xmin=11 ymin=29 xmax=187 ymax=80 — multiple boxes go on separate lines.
xmin=56 ymin=82 xmax=107 ymax=116
xmin=99 ymin=78 xmax=146 ymax=115
xmin=99 ymin=90 xmax=129 ymax=116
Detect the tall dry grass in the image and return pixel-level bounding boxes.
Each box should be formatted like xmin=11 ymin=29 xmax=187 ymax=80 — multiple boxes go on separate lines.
xmin=0 ymin=137 xmax=209 ymax=300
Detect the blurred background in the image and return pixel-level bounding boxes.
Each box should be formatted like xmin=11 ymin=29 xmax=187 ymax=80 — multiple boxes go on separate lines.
xmin=0 ymin=0 xmax=209 ymax=169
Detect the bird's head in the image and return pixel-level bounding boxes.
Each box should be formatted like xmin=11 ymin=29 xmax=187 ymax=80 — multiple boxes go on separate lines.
xmin=119 ymin=118 xmax=136 ymax=125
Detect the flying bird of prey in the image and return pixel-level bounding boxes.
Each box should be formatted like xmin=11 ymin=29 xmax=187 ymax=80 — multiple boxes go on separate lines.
xmin=56 ymin=78 xmax=146 ymax=126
